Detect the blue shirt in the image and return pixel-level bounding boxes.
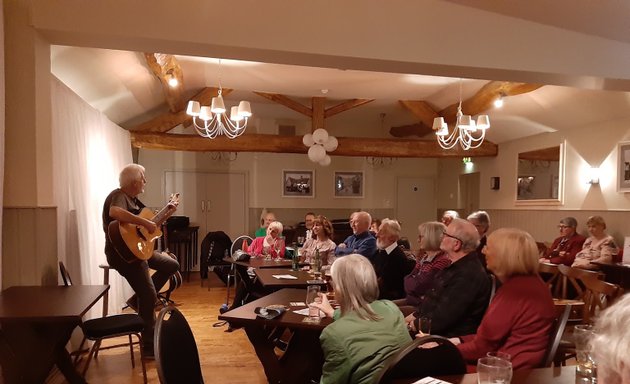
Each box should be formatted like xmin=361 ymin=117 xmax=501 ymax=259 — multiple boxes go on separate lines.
xmin=335 ymin=231 xmax=377 ymax=260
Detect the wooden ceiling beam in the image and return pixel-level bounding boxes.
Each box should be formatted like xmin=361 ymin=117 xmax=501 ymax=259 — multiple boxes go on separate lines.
xmin=129 ymin=87 xmax=231 ymax=133
xmin=389 ymin=122 xmax=433 ymax=138
xmin=397 ymin=100 xmax=439 ymax=128
xmin=253 ymin=91 xmax=312 ymax=117
xmin=312 ymin=97 xmax=325 ymax=131
xmin=325 ymin=99 xmax=374 ymax=118
xmin=144 ymin=53 xmax=185 ymax=113
xmin=131 ymin=132 xmax=497 ymax=158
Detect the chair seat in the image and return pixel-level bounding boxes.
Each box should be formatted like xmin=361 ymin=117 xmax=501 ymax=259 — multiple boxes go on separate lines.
xmin=82 ymin=314 xmax=145 ymax=338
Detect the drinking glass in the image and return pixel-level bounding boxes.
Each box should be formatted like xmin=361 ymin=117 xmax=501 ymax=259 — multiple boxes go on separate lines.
xmin=273 ymin=238 xmax=284 ymax=261
xmin=306 ymin=285 xmax=321 ymax=321
xmin=477 ymin=356 xmax=512 ymax=384
xmin=486 ymin=351 xmax=511 ymax=362
xmin=418 ymin=316 xmax=432 ymax=335
xmin=574 ymin=324 xmax=597 ymax=380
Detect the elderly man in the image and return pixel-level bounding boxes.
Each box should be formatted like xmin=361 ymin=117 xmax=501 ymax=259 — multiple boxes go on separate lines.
xmin=372 ymin=219 xmax=415 ymax=300
xmin=103 ymin=164 xmax=180 ymax=357
xmin=335 ymin=211 xmax=377 ymax=260
xmin=467 ymin=210 xmax=491 ymax=268
xmin=406 ymin=218 xmax=491 ymax=337
xmin=540 ymin=217 xmax=586 ymax=266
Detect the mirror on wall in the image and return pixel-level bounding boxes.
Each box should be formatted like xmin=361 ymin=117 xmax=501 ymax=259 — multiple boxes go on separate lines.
xmin=516 ymin=145 xmax=563 ymax=203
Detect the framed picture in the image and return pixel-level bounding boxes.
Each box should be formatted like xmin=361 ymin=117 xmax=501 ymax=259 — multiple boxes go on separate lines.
xmin=617 ymin=141 xmax=630 ymax=192
xmin=282 ymin=170 xmax=314 ymax=197
xmin=334 ymin=171 xmax=364 ymax=198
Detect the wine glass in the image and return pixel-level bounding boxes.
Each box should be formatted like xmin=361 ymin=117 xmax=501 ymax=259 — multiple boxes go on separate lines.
xmin=273 ymin=238 xmax=284 ymax=261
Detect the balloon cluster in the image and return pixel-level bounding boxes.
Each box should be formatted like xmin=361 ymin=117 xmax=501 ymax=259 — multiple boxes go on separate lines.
xmin=302 ymin=128 xmax=338 ymax=166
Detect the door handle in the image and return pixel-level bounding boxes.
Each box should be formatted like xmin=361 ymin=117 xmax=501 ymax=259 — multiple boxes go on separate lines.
xmin=201 ymin=200 xmax=205 ymax=212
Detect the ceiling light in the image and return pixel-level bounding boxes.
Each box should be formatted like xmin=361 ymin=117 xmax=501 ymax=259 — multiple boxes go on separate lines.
xmin=165 ymin=69 xmax=179 ymax=87
xmin=433 ymin=79 xmax=490 ymax=150
xmin=493 ymin=94 xmax=504 ymax=108
xmin=186 ymin=59 xmax=252 ymax=139
xmin=303 ymin=128 xmax=337 ymax=166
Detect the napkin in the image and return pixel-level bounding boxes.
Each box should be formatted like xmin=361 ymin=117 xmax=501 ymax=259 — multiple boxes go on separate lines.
xmin=412 ymin=377 xmax=452 ymax=384
xmin=272 ymin=274 xmax=298 ymax=280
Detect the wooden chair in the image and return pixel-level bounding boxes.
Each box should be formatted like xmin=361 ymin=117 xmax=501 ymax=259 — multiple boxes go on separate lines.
xmin=580 ymin=273 xmax=624 ymax=324
xmin=540 ymin=303 xmax=572 ymax=367
xmin=539 ymin=262 xmax=563 ymax=298
xmin=58 ymin=262 xmax=147 ymax=383
xmin=376 ymin=335 xmax=466 ymax=383
xmin=557 ymin=264 xmax=601 ymax=301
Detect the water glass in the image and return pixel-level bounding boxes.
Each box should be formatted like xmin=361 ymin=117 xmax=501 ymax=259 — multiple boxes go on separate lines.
xmin=477 ymin=356 xmax=512 ymax=384
xmin=574 ymin=324 xmax=597 ymax=380
xmin=306 ymin=285 xmax=321 ymax=320
xmin=486 ymin=351 xmax=511 ymax=362
xmin=418 ymin=316 xmax=432 ymax=335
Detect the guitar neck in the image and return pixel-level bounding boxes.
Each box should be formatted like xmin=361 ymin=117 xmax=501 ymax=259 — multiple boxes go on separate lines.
xmin=152 ymin=204 xmax=177 ymax=226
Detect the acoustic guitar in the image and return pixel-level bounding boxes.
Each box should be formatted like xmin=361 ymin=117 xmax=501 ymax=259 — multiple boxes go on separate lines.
xmin=109 ymin=194 xmax=180 ymax=263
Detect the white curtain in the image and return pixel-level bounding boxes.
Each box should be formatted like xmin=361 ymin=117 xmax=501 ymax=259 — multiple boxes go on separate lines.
xmin=51 ymin=77 xmax=133 ymax=316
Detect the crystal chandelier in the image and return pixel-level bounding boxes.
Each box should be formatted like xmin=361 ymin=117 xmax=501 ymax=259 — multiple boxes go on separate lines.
xmin=433 ymin=80 xmax=490 ymax=150
xmin=186 ymin=59 xmax=252 ymax=139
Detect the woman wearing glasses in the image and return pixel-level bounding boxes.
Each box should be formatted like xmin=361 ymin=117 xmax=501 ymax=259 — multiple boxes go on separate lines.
xmin=539 ymin=217 xmax=586 ymax=266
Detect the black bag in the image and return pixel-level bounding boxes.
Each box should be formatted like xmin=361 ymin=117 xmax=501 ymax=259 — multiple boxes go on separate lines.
xmin=232 ymin=250 xmax=251 ymax=262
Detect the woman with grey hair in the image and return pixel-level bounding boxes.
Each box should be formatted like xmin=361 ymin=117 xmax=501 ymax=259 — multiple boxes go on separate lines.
xmin=248 ymin=221 xmax=285 ymax=258
xmin=312 ymin=254 xmax=411 ymax=383
xmin=572 ymin=215 xmax=619 ymax=270
xmin=591 ymin=293 xmax=630 ymax=384
xmin=540 ymin=217 xmax=586 ymax=266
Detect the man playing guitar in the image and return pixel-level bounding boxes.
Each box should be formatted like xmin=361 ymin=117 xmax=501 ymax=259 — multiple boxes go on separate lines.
xmin=102 ymin=164 xmax=179 ymax=358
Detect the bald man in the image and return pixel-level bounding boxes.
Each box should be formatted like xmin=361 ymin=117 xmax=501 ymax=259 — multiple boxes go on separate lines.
xmin=335 ymin=211 xmax=377 ymax=260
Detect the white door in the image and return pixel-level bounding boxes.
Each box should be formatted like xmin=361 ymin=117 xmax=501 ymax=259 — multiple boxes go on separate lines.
xmin=459 ymin=172 xmax=480 ymax=218
xmin=396 ymin=177 xmax=436 ymax=248
xmin=164 ymin=170 xmax=206 ymax=233
xmin=204 ymin=172 xmax=246 ymax=241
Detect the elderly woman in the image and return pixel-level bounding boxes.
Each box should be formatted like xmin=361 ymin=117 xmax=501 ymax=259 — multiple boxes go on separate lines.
xmin=312 ymin=254 xmax=411 ymax=384
xmin=395 ymin=222 xmax=451 ymax=314
xmin=572 ymin=216 xmax=619 ymax=270
xmin=254 ymin=211 xmax=277 ymax=238
xmin=467 ymin=210 xmax=491 ymax=268
xmin=248 ymin=221 xmax=285 ymax=258
xmin=300 ymin=215 xmax=336 ymax=267
xmin=591 ymin=293 xmax=630 ymax=384
xmin=539 ymin=217 xmax=586 ymax=266
xmin=451 ymin=228 xmax=556 ymax=370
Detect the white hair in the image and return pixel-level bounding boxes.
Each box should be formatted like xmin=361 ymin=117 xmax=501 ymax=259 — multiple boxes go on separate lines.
xmin=591 ymin=293 xmax=630 ymax=384
xmin=119 ymin=164 xmax=145 ymax=188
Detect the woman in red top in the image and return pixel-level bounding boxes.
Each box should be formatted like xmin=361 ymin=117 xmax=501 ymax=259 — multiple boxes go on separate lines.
xmin=248 ymin=221 xmax=286 ymax=258
xmin=452 ymin=228 xmax=556 ymax=370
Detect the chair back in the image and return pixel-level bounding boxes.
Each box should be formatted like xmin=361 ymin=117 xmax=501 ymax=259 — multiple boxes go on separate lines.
xmin=540 ymin=303 xmax=572 ymax=367
xmin=59 ymin=261 xmax=73 ymax=286
xmin=539 ymin=262 xmax=563 ymax=298
xmin=580 ymin=274 xmax=623 ymax=324
xmin=155 ymin=306 xmax=204 ymax=384
xmin=557 ymin=264 xmax=601 ymax=300
xmin=231 ymin=235 xmax=253 ymax=256
xmin=376 ymin=335 xmax=466 ymax=383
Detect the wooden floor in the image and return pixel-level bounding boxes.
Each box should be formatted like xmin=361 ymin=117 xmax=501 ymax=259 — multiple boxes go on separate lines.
xmin=50 ymin=273 xmax=268 ymax=384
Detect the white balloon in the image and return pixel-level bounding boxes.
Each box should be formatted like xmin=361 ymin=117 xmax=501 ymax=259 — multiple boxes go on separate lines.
xmin=319 ymin=155 xmax=331 ymax=166
xmin=312 ymin=128 xmax=329 ymax=144
xmin=308 ymin=144 xmax=326 ymax=162
xmin=302 ymin=133 xmax=314 ymax=147
xmin=323 ymin=136 xmax=338 ymax=152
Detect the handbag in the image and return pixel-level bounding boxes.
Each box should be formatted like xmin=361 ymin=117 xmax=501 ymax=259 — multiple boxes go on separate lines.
xmin=232 ymin=249 xmax=251 ymax=262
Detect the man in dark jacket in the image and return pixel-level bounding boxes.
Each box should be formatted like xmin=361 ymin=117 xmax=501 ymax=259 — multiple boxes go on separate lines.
xmin=372 ymin=218 xmax=415 ymax=300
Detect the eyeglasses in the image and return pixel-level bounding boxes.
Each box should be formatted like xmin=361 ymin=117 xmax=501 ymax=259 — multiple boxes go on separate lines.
xmin=557 ymin=225 xmax=570 ymax=229
xmin=442 ymin=231 xmax=463 ymax=243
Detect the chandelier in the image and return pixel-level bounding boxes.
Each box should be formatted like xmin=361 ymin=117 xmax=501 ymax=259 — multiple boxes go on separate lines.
xmin=433 ymin=80 xmax=490 ymax=150
xmin=186 ymin=59 xmax=252 ymax=139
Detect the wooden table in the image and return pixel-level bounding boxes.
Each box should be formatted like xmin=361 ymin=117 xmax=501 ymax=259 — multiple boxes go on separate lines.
xmin=219 ymin=288 xmax=332 ymax=383
xmin=0 ymin=285 xmax=109 ymax=384
xmin=591 ymin=261 xmax=630 ymax=290
xmin=434 ymin=365 xmax=579 ymax=384
xmin=254 ymin=268 xmax=328 ymax=290
xmin=226 ymin=256 xmax=306 ymax=269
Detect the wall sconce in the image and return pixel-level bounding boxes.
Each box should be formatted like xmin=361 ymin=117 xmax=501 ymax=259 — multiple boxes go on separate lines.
xmin=588 ymin=167 xmax=600 ymax=185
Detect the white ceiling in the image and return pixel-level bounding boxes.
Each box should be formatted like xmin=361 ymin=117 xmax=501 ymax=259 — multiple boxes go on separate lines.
xmin=49 ymin=2 xmax=630 ymax=145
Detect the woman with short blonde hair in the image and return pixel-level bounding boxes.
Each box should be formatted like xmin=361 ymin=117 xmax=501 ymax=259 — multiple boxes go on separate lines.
xmin=313 ymin=254 xmax=411 ymax=383
xmin=572 ymin=215 xmax=619 ymax=270
xmin=592 ymin=293 xmax=630 ymax=384
xmin=453 ymin=228 xmax=555 ymax=370
xmin=248 ymin=221 xmax=285 ymax=258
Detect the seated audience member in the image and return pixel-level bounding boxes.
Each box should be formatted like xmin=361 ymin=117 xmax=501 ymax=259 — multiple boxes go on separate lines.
xmin=539 ymin=217 xmax=586 ymax=266
xmin=312 ymin=254 xmax=411 ymax=384
xmin=591 ymin=293 xmax=630 ymax=384
xmin=255 ymin=211 xmax=277 ymax=238
xmin=372 ymin=219 xmax=415 ymax=300
xmin=572 ymin=215 xmax=619 ymax=270
xmin=451 ymin=228 xmax=555 ymax=370
xmin=467 ymin=210 xmax=491 ymax=268
xmin=395 ymin=222 xmax=451 ymax=314
xmin=406 ymin=219 xmax=491 ymax=337
xmin=441 ymin=210 xmax=459 ymax=226
xmin=300 ymin=215 xmax=336 ymax=267
xmin=335 ymin=211 xmax=377 ymax=260
xmin=248 ymin=221 xmax=286 ymax=258
xmin=370 ymin=218 xmax=382 ymax=237
xmin=296 ymin=211 xmax=316 ymax=243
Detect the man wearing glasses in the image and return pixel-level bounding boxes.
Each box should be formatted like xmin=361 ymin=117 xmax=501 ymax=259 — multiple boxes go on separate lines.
xmin=406 ymin=218 xmax=491 ymax=337
xmin=539 ymin=217 xmax=586 ymax=266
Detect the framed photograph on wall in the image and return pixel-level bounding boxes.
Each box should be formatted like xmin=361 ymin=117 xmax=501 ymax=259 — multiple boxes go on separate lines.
xmin=282 ymin=170 xmax=314 ymax=197
xmin=618 ymin=141 xmax=630 ymax=192
xmin=334 ymin=171 xmax=364 ymax=198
